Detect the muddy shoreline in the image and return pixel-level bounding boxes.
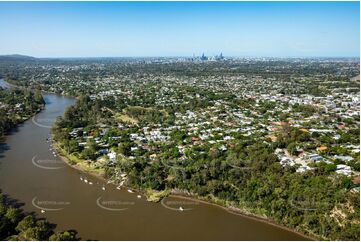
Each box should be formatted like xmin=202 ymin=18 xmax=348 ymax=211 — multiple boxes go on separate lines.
xmin=166 ymin=193 xmax=315 ymax=241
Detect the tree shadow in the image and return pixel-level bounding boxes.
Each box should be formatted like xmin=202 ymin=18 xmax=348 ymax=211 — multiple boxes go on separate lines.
xmin=0 ymin=141 xmax=10 ymax=159
xmin=0 ymin=192 xmax=25 ymax=208
xmin=0 ymin=190 xmax=81 ymax=240
xmin=0 ymin=124 xmax=25 ymax=159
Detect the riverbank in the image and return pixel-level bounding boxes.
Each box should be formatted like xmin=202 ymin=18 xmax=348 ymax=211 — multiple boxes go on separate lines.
xmin=6 ymin=105 xmax=44 ymax=127
xmin=52 ymin=142 xmax=106 ymax=182
xmin=0 ymin=108 xmax=43 ymax=138
xmin=0 ymin=79 xmax=21 ymax=89
xmin=53 ymin=142 xmax=314 ymax=240
xmin=3 ymin=78 xmax=77 ymax=99
xmin=53 ymin=142 xmax=162 ymax=198
xmin=0 ymin=79 xmax=45 ymax=137
xmin=166 ymin=192 xmax=316 ymax=241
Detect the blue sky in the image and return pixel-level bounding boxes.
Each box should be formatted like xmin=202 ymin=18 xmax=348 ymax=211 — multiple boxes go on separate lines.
xmin=0 ymin=1 xmax=359 ymax=57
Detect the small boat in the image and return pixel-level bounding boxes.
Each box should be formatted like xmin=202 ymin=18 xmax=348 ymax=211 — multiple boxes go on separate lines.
xmin=89 ymin=182 xmax=93 ymax=185
xmin=127 ymin=189 xmax=134 ymax=193
xmin=116 ymin=186 xmax=121 ymax=190
xmin=80 ymin=177 xmax=83 ymax=181
xmin=102 ymin=186 xmax=106 ymax=191
xmin=179 ymin=206 xmax=184 ymax=211
xmin=137 ymin=195 xmax=141 ymax=199
xmin=41 ymin=210 xmax=45 ymax=213
xmin=84 ymin=179 xmax=88 ymax=183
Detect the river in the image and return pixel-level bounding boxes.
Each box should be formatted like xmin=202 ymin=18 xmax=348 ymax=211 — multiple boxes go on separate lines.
xmin=0 ymin=79 xmax=308 ymax=240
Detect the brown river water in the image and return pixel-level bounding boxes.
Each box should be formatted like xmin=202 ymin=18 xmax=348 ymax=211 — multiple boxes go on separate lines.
xmin=0 ymin=79 xmax=308 ymax=240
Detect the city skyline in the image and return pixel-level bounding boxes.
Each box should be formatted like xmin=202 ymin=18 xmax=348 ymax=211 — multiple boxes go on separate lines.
xmin=0 ymin=1 xmax=359 ymax=58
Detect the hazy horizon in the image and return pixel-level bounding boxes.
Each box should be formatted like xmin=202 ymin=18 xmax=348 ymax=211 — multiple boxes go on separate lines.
xmin=1 ymin=54 xmax=360 ymax=59
xmin=0 ymin=1 xmax=359 ymax=58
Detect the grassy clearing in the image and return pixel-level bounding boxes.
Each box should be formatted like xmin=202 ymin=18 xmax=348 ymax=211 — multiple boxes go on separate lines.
xmin=145 ymin=189 xmax=170 ymax=202
xmin=54 ymin=142 xmax=105 ymax=177
xmin=114 ymin=113 xmax=138 ymax=124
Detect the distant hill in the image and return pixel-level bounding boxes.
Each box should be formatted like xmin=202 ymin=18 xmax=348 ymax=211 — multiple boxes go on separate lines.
xmin=0 ymin=54 xmax=37 ymax=61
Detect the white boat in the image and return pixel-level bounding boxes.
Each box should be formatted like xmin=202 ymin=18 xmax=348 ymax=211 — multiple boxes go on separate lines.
xmin=89 ymin=182 xmax=93 ymax=185
xmin=80 ymin=177 xmax=83 ymax=181
xmin=179 ymin=206 xmax=184 ymax=211
xmin=41 ymin=210 xmax=45 ymax=213
xmin=116 ymin=186 xmax=121 ymax=190
xmin=102 ymin=186 xmax=106 ymax=191
xmin=84 ymin=179 xmax=88 ymax=183
xmin=137 ymin=195 xmax=141 ymax=199
xmin=127 ymin=189 xmax=134 ymax=193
